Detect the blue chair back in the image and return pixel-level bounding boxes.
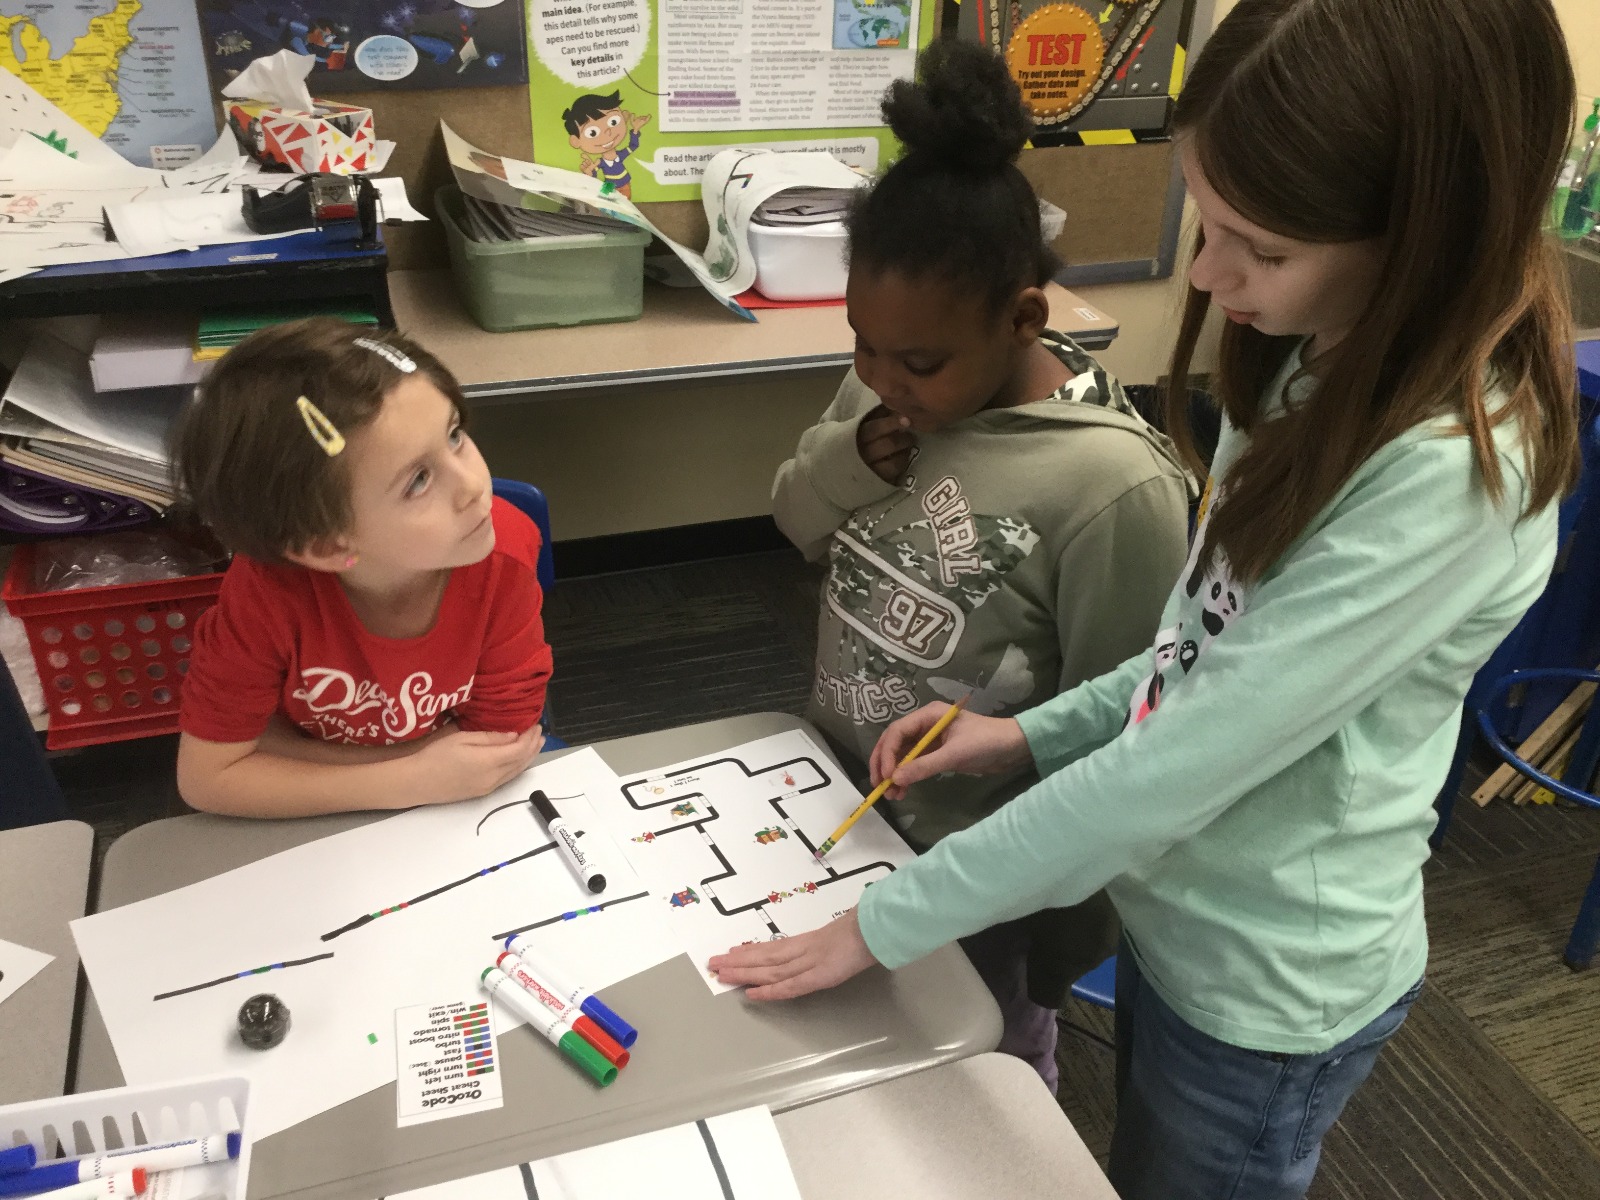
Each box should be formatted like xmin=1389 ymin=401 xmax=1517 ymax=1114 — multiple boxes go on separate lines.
xmin=489 ymin=478 xmax=564 ymax=750
xmin=491 ymin=479 xmax=555 ymax=595
xmin=1070 ymin=954 xmax=1117 ymax=1010
xmin=1479 ymin=397 xmax=1600 ymax=741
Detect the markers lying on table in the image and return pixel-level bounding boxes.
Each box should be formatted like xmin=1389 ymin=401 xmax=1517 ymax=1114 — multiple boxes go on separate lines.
xmin=0 ymin=1147 xmax=34 ymax=1176
xmin=0 ymin=1133 xmax=240 ymax=1196
xmin=816 ymin=693 xmax=971 ymax=858
xmin=495 ymin=951 xmax=629 ymax=1067
xmin=22 ymin=1167 xmax=145 ymax=1199
xmin=502 ymin=934 xmax=637 ymax=1048
xmin=480 ymin=967 xmax=616 ymax=1087
xmin=529 ymin=790 xmax=606 ymax=894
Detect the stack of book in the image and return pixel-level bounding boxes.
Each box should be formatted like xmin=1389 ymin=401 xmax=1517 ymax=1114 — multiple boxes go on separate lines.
xmin=0 ymin=330 xmax=179 ymax=533
xmin=749 ymin=187 xmax=856 ymax=227
xmin=458 ymin=192 xmax=635 ymax=242
xmin=0 ymin=301 xmax=378 ymax=534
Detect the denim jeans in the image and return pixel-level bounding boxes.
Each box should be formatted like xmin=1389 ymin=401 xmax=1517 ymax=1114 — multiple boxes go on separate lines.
xmin=1108 ymin=937 xmax=1423 ymax=1200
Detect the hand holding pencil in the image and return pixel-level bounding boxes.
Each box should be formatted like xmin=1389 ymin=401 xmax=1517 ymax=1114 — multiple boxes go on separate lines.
xmin=866 ymin=699 xmax=1035 ymax=802
xmin=816 ymin=695 xmax=970 ymax=858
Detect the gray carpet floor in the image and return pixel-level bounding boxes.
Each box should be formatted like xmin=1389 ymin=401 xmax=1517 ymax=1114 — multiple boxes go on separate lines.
xmin=48 ymin=548 xmax=1600 ymax=1198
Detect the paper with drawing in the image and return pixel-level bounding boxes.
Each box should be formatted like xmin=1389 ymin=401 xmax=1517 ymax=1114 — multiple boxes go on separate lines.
xmin=585 ymin=728 xmax=916 ymax=994
xmin=72 ymin=749 xmax=682 ymax=1138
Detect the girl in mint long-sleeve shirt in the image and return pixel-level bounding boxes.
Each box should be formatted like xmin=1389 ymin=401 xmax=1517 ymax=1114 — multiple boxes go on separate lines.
xmin=711 ymin=2 xmax=1582 ymax=1197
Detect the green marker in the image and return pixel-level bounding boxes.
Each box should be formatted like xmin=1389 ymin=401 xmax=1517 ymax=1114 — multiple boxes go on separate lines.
xmin=480 ymin=967 xmax=616 ymax=1087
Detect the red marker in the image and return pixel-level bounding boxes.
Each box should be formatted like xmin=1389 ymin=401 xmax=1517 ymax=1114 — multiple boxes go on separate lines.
xmin=495 ymin=951 xmax=630 ymax=1068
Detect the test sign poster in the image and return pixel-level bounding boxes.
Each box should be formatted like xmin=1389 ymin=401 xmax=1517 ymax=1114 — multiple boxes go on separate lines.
xmin=525 ymin=0 xmax=938 ymax=201
xmin=959 ymin=0 xmax=1199 ymax=145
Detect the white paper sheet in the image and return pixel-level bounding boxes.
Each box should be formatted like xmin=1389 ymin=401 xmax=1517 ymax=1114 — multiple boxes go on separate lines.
xmin=72 ymin=749 xmax=683 ymax=1139
xmin=0 ymin=936 xmax=53 ymax=1008
xmin=373 ymin=178 xmax=427 ymax=223
xmin=0 ymin=131 xmax=167 ymax=188
xmin=3 ymin=334 xmax=184 ymax=463
xmin=0 ymin=65 xmax=137 ymax=169
xmin=395 ymin=997 xmax=502 ymax=1127
xmin=104 ymin=195 xmax=305 ymax=258
xmin=586 ymin=729 xmax=916 ymax=993
xmin=388 ymin=1106 xmax=803 ymax=1200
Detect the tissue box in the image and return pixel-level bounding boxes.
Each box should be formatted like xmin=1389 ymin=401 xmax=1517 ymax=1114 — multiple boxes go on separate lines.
xmin=226 ymin=99 xmax=374 ymax=174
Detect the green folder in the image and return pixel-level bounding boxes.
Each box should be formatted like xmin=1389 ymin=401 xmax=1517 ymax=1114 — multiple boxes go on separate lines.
xmin=196 ymin=301 xmax=379 ymax=349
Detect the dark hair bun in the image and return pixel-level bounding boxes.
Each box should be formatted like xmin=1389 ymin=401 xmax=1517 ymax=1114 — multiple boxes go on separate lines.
xmin=883 ymin=39 xmax=1032 ymax=173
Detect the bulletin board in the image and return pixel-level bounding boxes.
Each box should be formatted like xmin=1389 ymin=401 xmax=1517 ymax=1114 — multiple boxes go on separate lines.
xmin=523 ymin=0 xmax=940 ymax=203
xmin=334 ymin=0 xmax=1212 ymax=281
xmin=961 ymin=0 xmax=1211 ymax=285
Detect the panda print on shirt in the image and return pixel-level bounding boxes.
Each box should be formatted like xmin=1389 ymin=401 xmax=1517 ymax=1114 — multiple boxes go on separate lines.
xmin=1126 ymin=626 xmax=1180 ymax=727
xmin=1126 ymin=487 xmax=1247 ymax=727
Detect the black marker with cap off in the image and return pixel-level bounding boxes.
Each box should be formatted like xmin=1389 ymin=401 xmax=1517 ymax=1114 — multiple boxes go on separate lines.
xmin=530 ymin=790 xmax=606 ymax=893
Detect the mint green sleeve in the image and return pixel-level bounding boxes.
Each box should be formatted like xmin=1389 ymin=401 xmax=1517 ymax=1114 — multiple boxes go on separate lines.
xmin=1033 ymin=471 xmax=1191 ymax=771
xmin=857 ymin=436 xmax=1543 ymax=969
xmin=771 ymin=373 xmax=899 ymax=561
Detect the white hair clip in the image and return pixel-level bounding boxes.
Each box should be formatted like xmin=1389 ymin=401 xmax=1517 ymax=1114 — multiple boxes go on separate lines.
xmin=353 ymin=337 xmax=416 ymax=373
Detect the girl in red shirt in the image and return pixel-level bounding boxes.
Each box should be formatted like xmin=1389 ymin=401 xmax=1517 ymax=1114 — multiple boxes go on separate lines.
xmin=171 ymin=318 xmax=552 ymax=817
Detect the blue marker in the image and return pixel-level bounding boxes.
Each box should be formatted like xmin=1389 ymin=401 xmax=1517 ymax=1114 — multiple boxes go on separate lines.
xmin=503 ymin=935 xmax=637 ymax=1048
xmin=0 ymin=1132 xmax=240 ymax=1195
xmin=0 ymin=1147 xmax=34 ymax=1176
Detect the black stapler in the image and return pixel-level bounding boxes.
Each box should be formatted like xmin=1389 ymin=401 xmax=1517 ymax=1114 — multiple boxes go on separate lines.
xmin=241 ymin=173 xmax=382 ymax=250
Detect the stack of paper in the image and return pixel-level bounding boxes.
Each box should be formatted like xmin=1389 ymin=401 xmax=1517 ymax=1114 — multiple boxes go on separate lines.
xmin=0 ymin=67 xmax=423 ymax=272
xmin=458 ymin=192 xmax=635 ymax=242
xmin=751 ymin=186 xmax=856 ymax=227
xmin=0 ymin=332 xmax=184 ymax=510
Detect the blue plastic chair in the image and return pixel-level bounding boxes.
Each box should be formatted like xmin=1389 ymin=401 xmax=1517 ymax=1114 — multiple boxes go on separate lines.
xmin=1059 ymin=953 xmax=1118 ymax=1053
xmin=1432 ymin=392 xmax=1600 ymax=848
xmin=1070 ymin=954 xmax=1117 ymax=1009
xmin=490 ymin=478 xmax=565 ymax=750
xmin=491 ymin=478 xmax=555 ymax=596
xmin=1472 ymin=667 xmax=1600 ymax=970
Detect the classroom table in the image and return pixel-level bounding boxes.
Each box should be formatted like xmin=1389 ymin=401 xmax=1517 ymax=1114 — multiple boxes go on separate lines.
xmin=75 ymin=712 xmax=1002 ymax=1200
xmin=389 ymin=271 xmax=1121 ymax=399
xmin=778 ymin=1052 xmax=1118 ymax=1200
xmin=0 ymin=820 xmax=94 ymax=1105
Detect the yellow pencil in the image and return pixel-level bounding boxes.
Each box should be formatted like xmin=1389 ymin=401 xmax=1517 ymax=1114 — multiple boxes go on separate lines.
xmin=815 ymin=694 xmax=971 ymax=858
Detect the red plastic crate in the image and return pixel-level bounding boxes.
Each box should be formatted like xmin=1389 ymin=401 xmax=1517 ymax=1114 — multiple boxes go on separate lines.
xmin=3 ymin=544 xmax=226 ymax=749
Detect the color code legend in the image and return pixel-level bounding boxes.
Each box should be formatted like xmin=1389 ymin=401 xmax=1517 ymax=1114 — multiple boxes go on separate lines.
xmin=395 ymin=997 xmax=504 ymax=1127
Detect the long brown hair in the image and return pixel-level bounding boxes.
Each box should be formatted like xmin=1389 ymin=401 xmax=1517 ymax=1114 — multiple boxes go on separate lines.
xmin=1166 ymin=0 xmax=1579 ymax=584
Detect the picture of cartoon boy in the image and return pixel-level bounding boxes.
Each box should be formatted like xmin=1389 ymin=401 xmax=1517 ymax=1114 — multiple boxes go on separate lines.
xmin=562 ymin=91 xmax=650 ymax=199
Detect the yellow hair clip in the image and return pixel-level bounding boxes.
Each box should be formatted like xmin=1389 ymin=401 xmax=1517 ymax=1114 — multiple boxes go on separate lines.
xmin=296 ymin=396 xmax=346 ymax=457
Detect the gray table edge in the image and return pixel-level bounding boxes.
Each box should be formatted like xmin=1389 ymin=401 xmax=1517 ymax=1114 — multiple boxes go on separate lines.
xmin=0 ymin=819 xmax=95 ymax=1106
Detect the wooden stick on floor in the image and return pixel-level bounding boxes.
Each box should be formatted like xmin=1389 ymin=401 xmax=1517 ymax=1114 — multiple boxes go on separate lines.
xmin=1473 ymin=677 xmax=1598 ymax=807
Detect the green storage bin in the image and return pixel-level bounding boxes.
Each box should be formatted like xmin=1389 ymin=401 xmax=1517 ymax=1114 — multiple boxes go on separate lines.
xmin=436 ymin=186 xmax=652 ymax=332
